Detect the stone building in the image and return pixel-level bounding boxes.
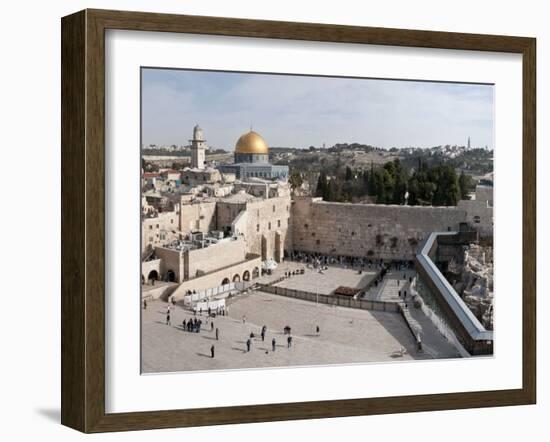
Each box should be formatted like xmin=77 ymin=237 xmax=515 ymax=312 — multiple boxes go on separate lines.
xmin=189 ymin=124 xmax=206 ymax=169
xmin=180 ymin=167 xmax=222 ymax=185
xmin=142 ymin=210 xmax=180 ymax=252
xmin=141 ymin=126 xmax=493 ymax=299
xmin=218 ymin=130 xmax=289 ymax=180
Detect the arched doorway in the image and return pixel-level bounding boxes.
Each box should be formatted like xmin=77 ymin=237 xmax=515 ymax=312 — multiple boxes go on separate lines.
xmin=147 ymin=270 xmax=159 ymax=282
xmin=166 ymin=270 xmax=176 ymax=282
xmin=243 ymin=270 xmax=250 ymax=281
xmin=252 ymin=267 xmax=260 ymax=279
xmin=232 ymin=274 xmax=241 ymax=283
xmin=221 ymin=277 xmax=230 ymax=286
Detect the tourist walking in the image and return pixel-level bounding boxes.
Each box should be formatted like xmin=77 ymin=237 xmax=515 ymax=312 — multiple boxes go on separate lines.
xmin=215 ymin=328 xmax=219 ymax=340
xmin=287 ymin=336 xmax=293 ymax=348
xmin=182 ymin=319 xmax=186 ymax=330
xmin=272 ymin=338 xmax=276 ymax=352
xmin=242 ymin=315 xmax=246 ymax=324
xmin=316 ymin=325 xmax=320 ymax=336
xmin=143 ymin=299 xmax=147 ymax=310
xmin=210 ymin=344 xmax=215 ymax=358
xmin=166 ymin=310 xmax=171 ymax=326
xmin=246 ymin=338 xmax=251 ymax=352
xmin=211 ymin=321 xmax=214 ymax=331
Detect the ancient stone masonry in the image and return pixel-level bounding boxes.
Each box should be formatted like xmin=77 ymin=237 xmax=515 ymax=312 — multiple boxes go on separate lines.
xmin=448 ymin=244 xmax=494 ymax=330
xmin=290 ymin=197 xmax=468 ymax=260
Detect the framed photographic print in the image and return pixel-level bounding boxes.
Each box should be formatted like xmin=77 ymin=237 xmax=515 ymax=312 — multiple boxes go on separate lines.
xmin=61 ymin=9 xmax=536 ymax=433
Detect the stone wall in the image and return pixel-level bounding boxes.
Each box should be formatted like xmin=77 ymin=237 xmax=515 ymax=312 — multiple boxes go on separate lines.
xmin=290 ymin=197 xmax=467 ymax=260
xmin=187 ymin=236 xmax=248 ymax=279
xmin=141 ymin=259 xmax=161 ymax=282
xmin=214 ymin=195 xmax=291 ymax=262
xmin=457 ymin=199 xmax=493 ymax=237
xmin=475 ymin=185 xmax=493 ymax=206
xmin=240 ymin=196 xmax=291 ymax=262
xmin=142 ymin=211 xmax=180 ymax=252
xmin=179 ymin=200 xmax=217 ymax=235
xmin=170 ymin=256 xmax=262 ymax=300
xmin=154 ymin=247 xmax=183 ymax=282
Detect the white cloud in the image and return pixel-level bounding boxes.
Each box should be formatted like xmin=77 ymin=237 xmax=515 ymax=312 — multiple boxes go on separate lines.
xmin=142 ymin=69 xmax=494 ymax=150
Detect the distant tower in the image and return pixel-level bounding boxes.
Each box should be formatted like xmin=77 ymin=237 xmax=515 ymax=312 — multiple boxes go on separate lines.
xmin=190 ymin=124 xmax=206 ymax=169
xmin=467 ymin=136 xmax=471 ymax=150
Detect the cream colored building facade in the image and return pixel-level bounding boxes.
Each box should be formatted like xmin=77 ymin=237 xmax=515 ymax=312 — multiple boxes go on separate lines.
xmin=142 ymin=128 xmax=493 ymax=298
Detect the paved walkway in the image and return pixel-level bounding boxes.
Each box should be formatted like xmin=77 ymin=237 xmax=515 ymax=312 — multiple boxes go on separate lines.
xmin=141 ymin=290 xmax=459 ymax=374
xmin=363 ymin=270 xmax=415 ymax=302
xmin=273 ymin=264 xmax=377 ymax=295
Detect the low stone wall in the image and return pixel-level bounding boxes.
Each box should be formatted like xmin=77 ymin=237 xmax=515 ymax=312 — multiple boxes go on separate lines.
xmin=170 ymin=256 xmax=262 ymax=300
xmin=258 ymin=284 xmax=400 ymax=313
xmin=141 ymin=283 xmax=178 ymax=301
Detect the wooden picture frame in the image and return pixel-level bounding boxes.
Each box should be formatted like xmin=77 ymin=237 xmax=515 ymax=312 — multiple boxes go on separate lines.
xmin=61 ymin=9 xmax=536 ymax=433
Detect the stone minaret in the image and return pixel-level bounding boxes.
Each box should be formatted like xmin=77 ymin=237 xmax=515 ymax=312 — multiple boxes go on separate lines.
xmin=190 ymin=124 xmax=206 ymax=169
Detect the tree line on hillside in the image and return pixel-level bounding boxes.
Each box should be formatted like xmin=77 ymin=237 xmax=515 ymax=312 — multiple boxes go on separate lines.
xmin=310 ymin=158 xmax=473 ymax=206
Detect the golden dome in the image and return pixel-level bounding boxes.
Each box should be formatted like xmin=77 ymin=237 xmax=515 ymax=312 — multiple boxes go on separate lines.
xmin=235 ymin=130 xmax=269 ymax=154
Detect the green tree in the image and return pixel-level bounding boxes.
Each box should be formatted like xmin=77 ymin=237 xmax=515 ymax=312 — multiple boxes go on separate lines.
xmin=362 ymin=170 xmax=370 ymax=195
xmin=345 ymin=166 xmax=353 ymax=181
xmin=289 ymin=170 xmax=303 ymax=190
xmin=459 ymin=171 xmax=473 ymax=200
xmin=315 ymin=171 xmax=328 ymax=198
xmin=432 ymin=165 xmax=460 ymax=206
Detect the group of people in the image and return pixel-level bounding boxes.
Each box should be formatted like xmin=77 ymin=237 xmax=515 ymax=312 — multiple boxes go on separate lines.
xmin=288 ymin=251 xmax=391 ymax=270
xmin=157 ymin=301 xmax=324 ymax=361
xmin=182 ymin=317 xmax=204 ymax=333
xmin=283 ymin=269 xmax=305 ymax=278
xmin=288 ymin=252 xmax=416 ymax=273
xmin=192 ymin=305 xmax=227 ymax=317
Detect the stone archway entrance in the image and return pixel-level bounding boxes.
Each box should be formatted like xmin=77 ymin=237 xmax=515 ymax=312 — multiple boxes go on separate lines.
xmin=147 ymin=270 xmax=159 ymax=282
xmin=166 ymin=270 xmax=176 ymax=282
xmin=252 ymin=267 xmax=260 ymax=279
xmin=221 ymin=277 xmax=230 ymax=286
xmin=243 ymin=270 xmax=250 ymax=281
xmin=232 ymin=274 xmax=241 ymax=283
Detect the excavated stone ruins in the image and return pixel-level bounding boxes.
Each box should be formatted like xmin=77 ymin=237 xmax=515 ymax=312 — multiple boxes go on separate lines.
xmin=448 ymin=244 xmax=494 ymax=330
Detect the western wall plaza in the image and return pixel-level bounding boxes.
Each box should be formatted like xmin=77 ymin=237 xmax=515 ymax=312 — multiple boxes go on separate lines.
xmin=141 ymin=125 xmax=494 ymax=373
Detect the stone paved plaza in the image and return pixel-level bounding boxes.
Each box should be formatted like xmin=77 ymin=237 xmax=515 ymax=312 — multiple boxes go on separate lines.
xmin=141 ymin=289 xmax=459 ymax=374
xmin=272 ymin=263 xmax=377 ymax=295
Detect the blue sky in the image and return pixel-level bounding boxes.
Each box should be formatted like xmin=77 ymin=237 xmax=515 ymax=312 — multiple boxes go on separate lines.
xmin=141 ymin=68 xmax=494 ymax=150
